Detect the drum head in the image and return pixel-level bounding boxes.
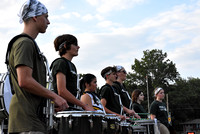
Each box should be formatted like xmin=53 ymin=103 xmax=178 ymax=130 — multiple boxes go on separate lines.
xmin=56 ymin=110 xmax=105 ymax=118
xmin=3 ymin=74 xmax=12 ymax=113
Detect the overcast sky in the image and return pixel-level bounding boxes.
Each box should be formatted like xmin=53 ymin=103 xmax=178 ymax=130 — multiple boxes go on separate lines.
xmin=0 ymin=0 xmax=200 ymax=87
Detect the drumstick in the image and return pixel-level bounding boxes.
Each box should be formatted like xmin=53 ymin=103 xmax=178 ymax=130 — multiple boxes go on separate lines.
xmin=68 ymin=106 xmax=84 ymax=111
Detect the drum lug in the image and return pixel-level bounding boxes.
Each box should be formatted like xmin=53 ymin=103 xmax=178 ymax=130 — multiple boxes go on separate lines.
xmin=69 ymin=119 xmax=73 ymax=129
xmin=89 ymin=119 xmax=93 ymax=129
xmin=116 ymin=122 xmax=120 ymax=132
xmin=102 ymin=120 xmax=107 ymax=131
xmin=128 ymin=128 xmax=132 ymax=134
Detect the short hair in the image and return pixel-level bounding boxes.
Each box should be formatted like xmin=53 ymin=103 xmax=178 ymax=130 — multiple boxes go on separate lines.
xmin=101 ymin=66 xmax=117 ymax=80
xmin=132 ymin=89 xmax=143 ymax=103
xmin=54 ymin=34 xmax=78 ymax=56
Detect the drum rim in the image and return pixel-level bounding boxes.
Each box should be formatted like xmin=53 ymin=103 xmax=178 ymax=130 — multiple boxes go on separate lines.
xmin=0 ymin=73 xmax=10 ymax=117
xmin=55 ymin=110 xmax=105 ymax=118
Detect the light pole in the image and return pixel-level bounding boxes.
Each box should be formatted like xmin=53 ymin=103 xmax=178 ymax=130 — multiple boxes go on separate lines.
xmin=146 ymin=75 xmax=150 ymax=113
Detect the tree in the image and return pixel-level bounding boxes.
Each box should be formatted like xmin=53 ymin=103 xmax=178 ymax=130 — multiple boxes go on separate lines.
xmin=130 ymin=49 xmax=179 ymax=88
xmin=125 ymin=49 xmax=180 ymax=111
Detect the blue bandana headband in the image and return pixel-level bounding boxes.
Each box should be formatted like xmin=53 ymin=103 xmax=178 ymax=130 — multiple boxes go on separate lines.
xmin=18 ymin=0 xmax=48 ymax=24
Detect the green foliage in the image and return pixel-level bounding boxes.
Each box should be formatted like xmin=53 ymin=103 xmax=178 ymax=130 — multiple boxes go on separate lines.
xmin=130 ymin=49 xmax=179 ymax=88
xmin=124 ymin=49 xmax=200 ymax=131
xmin=169 ymin=77 xmax=200 ymax=122
xmin=124 ymin=49 xmax=180 ymax=118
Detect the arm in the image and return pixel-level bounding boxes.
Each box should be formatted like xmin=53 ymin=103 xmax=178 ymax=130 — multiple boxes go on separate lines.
xmin=101 ymin=98 xmax=125 ymax=120
xmin=151 ymin=114 xmax=156 ymax=120
xmin=80 ymin=94 xmax=94 ymax=110
xmin=16 ymin=66 xmax=68 ymax=111
xmin=56 ymin=72 xmax=94 ymax=111
xmin=123 ymin=106 xmax=141 ymax=119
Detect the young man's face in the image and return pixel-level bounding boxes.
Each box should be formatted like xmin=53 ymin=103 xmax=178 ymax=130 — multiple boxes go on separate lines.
xmin=117 ymin=69 xmax=127 ymax=81
xmin=36 ymin=13 xmax=50 ymax=33
xmin=108 ymin=72 xmax=117 ymax=82
xmin=67 ymin=44 xmax=80 ymax=57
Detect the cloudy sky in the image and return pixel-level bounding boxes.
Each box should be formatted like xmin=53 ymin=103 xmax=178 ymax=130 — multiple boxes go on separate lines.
xmin=0 ymin=0 xmax=200 ymax=87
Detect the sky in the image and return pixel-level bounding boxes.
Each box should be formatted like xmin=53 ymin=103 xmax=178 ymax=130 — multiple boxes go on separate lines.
xmin=0 ymin=0 xmax=200 ymax=87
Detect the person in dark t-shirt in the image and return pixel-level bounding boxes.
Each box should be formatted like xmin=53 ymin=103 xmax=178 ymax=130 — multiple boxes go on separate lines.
xmin=132 ymin=89 xmax=147 ymax=118
xmin=113 ymin=65 xmax=132 ymax=110
xmin=51 ymin=34 xmax=93 ymax=111
xmin=150 ymin=87 xmax=170 ymax=134
xmin=99 ymin=66 xmax=140 ymax=120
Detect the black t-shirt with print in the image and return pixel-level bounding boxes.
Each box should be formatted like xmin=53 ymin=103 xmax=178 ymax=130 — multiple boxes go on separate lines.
xmin=51 ymin=57 xmax=77 ymax=107
xmin=150 ymin=100 xmax=169 ymax=127
xmin=99 ymin=84 xmax=121 ymax=114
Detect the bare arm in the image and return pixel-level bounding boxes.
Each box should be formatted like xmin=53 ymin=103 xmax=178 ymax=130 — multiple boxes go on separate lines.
xmin=16 ymin=66 xmax=68 ymax=111
xmin=80 ymin=94 xmax=94 ymax=110
xmin=150 ymin=114 xmax=156 ymax=120
xmin=56 ymin=72 xmax=94 ymax=111
xmin=101 ymin=98 xmax=125 ymax=120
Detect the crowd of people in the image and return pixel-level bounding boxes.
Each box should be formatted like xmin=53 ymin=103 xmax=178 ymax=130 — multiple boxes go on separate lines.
xmin=4 ymin=0 xmax=174 ymax=134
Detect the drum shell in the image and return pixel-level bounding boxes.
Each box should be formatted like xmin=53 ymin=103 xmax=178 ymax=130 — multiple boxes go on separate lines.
xmin=103 ymin=114 xmax=120 ymax=134
xmin=132 ymin=125 xmax=146 ymax=134
xmin=118 ymin=122 xmax=133 ymax=134
xmin=55 ymin=111 xmax=104 ymax=134
xmin=134 ymin=119 xmax=156 ymax=134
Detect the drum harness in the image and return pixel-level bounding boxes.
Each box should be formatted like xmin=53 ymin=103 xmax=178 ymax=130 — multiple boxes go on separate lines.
xmin=115 ymin=82 xmax=132 ymax=110
xmin=121 ymin=88 xmax=132 ymax=110
xmin=110 ymin=86 xmax=123 ymax=115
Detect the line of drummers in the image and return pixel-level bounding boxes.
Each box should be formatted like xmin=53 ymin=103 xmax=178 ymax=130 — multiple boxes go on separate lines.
xmin=0 ymin=65 xmax=171 ymax=134
xmin=50 ymin=65 xmax=171 ymax=134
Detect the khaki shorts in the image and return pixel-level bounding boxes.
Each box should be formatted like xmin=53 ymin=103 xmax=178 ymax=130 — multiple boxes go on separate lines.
xmin=159 ymin=123 xmax=170 ymax=134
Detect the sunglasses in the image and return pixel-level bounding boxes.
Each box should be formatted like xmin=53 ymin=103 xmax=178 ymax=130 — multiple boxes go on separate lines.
xmin=120 ymin=70 xmax=127 ymax=74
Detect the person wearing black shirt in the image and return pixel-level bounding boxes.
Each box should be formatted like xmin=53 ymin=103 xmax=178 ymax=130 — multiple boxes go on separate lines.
xmin=132 ymin=89 xmax=147 ymax=118
xmin=113 ymin=65 xmax=132 ymax=110
xmin=99 ymin=66 xmax=140 ymax=120
xmin=51 ymin=34 xmax=94 ymax=111
xmin=150 ymin=87 xmax=170 ymax=134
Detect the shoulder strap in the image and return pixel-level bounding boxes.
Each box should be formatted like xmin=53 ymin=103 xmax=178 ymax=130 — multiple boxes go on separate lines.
xmin=50 ymin=57 xmax=73 ymax=71
xmin=5 ymin=34 xmax=41 ymax=65
xmin=5 ymin=34 xmax=41 ymax=94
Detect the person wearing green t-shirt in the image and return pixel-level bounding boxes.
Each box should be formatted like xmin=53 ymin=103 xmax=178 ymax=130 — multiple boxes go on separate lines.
xmin=51 ymin=34 xmax=94 ymax=111
xmin=8 ymin=0 xmax=68 ymax=134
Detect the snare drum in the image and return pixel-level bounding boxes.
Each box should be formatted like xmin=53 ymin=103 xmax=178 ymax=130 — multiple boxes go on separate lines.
xmin=118 ymin=121 xmax=132 ymax=134
xmin=55 ymin=111 xmax=105 ymax=134
xmin=131 ymin=125 xmax=146 ymax=134
xmin=103 ymin=114 xmax=120 ymax=134
xmin=134 ymin=119 xmax=158 ymax=134
xmin=0 ymin=73 xmax=12 ymax=122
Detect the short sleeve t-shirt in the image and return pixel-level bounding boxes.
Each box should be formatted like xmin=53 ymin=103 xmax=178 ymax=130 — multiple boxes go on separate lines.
xmin=150 ymin=100 xmax=169 ymax=127
xmin=51 ymin=58 xmax=77 ymax=106
xmin=113 ymin=81 xmax=132 ymax=109
xmin=8 ymin=37 xmax=47 ymax=133
xmin=132 ymin=102 xmax=147 ymax=118
xmin=100 ymin=84 xmax=121 ymax=114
